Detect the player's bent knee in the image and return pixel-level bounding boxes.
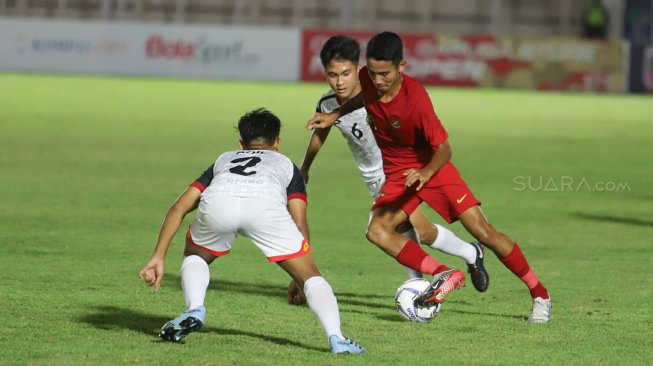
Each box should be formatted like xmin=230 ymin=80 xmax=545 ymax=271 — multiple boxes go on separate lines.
xmin=183 ymin=243 xmax=217 ymax=264
xmin=365 ymin=223 xmax=385 ymax=245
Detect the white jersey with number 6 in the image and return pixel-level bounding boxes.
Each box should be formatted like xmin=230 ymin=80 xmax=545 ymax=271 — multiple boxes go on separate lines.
xmin=317 ymin=90 xmax=384 ymax=194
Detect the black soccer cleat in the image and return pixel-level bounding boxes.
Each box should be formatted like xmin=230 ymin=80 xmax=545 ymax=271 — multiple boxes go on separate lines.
xmin=159 ymin=306 xmax=206 ymax=343
xmin=467 ymin=242 xmax=489 ymax=292
xmin=160 ymin=316 xmax=203 ymax=343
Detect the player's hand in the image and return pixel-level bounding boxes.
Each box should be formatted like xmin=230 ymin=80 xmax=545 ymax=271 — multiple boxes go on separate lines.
xmin=138 ymin=257 xmax=165 ymax=292
xmin=403 ymin=168 xmax=434 ymax=191
xmin=287 ymin=280 xmax=307 ymax=306
xmin=306 ymin=112 xmax=338 ymax=130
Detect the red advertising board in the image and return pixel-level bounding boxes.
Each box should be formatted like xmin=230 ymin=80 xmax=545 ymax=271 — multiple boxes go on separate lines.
xmin=301 ymin=29 xmax=627 ymax=92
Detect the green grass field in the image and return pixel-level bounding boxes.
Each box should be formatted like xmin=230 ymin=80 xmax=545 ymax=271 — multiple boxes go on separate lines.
xmin=1 ymin=72 xmax=652 ymax=365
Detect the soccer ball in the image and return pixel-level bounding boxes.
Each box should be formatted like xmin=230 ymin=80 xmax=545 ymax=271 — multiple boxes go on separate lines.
xmin=395 ymin=278 xmax=441 ymax=322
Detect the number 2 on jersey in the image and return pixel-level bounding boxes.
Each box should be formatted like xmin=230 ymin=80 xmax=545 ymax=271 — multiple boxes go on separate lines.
xmin=229 ymin=156 xmax=261 ymax=176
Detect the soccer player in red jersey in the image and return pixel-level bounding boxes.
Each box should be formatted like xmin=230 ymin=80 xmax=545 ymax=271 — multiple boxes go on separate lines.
xmin=307 ymin=32 xmax=551 ymax=323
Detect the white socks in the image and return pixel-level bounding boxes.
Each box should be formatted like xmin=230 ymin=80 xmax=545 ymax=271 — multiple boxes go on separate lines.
xmin=181 ymin=255 xmax=210 ymax=310
xmin=399 ymin=228 xmax=423 ymax=278
xmin=304 ymin=276 xmax=344 ymax=339
xmin=430 ymin=224 xmax=476 ymax=264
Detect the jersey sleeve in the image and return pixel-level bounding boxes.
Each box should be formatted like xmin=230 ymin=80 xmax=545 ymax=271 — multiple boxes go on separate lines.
xmin=415 ymin=84 xmax=448 ymax=148
xmin=190 ymin=164 xmax=214 ymax=192
xmin=286 ymin=164 xmax=307 ymax=203
xmin=315 ymin=98 xmax=323 ymax=113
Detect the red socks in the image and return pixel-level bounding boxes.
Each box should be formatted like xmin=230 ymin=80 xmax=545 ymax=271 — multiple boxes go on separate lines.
xmin=500 ymin=244 xmax=549 ymax=299
xmin=396 ymin=240 xmax=450 ymax=275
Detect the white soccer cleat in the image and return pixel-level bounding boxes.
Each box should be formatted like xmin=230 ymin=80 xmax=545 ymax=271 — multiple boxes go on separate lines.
xmin=329 ymin=335 xmax=367 ymax=355
xmin=527 ymin=297 xmax=552 ymax=323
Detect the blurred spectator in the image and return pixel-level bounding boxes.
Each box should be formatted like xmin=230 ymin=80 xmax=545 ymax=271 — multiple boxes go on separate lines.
xmin=583 ymin=0 xmax=609 ymax=39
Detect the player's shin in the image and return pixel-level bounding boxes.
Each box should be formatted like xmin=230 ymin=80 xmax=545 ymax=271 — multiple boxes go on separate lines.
xmin=304 ymin=276 xmax=344 ymax=339
xmin=399 ymin=228 xmax=423 ymax=278
xmin=430 ymin=224 xmax=477 ymax=264
xmin=499 ymin=244 xmax=549 ymax=299
xmin=181 ymin=255 xmax=210 ymax=310
xmin=396 ymin=240 xmax=450 ymax=275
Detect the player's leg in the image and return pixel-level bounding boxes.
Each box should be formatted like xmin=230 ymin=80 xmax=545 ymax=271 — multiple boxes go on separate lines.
xmin=160 ymin=195 xmax=237 ymax=342
xmin=369 ymin=177 xmax=422 ymax=279
xmin=159 ymin=240 xmax=220 ymax=342
xmin=410 ymin=207 xmax=483 ymax=265
xmin=277 ymin=253 xmax=366 ymax=354
xmin=180 ymin=243 xmax=217 ymax=314
xmin=411 ymin=186 xmax=490 ymax=292
xmin=243 ymin=199 xmax=365 ymax=354
xmin=397 ymin=225 xmax=423 ymax=279
xmin=458 ymin=205 xmax=551 ymax=322
xmin=366 ymin=205 xmax=465 ymax=305
xmin=378 ymin=215 xmax=423 ymax=279
xmin=409 ymin=207 xmax=472 ymax=260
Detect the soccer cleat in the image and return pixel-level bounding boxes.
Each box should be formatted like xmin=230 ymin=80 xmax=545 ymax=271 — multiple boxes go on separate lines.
xmin=467 ymin=242 xmax=490 ymax=292
xmin=527 ymin=297 xmax=552 ymax=323
xmin=159 ymin=306 xmax=206 ymax=342
xmin=415 ymin=269 xmax=466 ymax=307
xmin=329 ymin=335 xmax=366 ymax=355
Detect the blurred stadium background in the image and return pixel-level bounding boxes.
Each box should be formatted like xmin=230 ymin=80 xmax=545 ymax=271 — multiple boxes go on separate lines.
xmin=1 ymin=0 xmax=652 ymax=93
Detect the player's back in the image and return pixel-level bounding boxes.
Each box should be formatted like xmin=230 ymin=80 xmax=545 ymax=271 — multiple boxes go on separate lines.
xmin=203 ymin=149 xmax=294 ymax=206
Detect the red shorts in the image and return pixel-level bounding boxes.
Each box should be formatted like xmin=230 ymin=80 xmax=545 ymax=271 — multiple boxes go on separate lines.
xmin=371 ymin=163 xmax=480 ymax=223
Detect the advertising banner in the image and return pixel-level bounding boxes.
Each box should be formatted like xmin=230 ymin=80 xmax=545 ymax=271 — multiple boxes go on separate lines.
xmin=0 ymin=19 xmax=300 ymax=81
xmin=301 ymin=29 xmax=628 ymax=93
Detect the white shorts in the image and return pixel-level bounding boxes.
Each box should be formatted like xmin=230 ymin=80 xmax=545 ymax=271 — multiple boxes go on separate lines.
xmin=187 ymin=194 xmax=310 ymax=262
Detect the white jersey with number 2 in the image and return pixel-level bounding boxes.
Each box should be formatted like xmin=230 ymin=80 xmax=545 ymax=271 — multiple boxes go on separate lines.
xmin=202 ymin=150 xmax=304 ymax=206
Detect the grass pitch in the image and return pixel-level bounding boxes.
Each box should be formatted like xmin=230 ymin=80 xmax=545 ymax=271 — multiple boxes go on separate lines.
xmin=0 ymin=73 xmax=652 ymax=365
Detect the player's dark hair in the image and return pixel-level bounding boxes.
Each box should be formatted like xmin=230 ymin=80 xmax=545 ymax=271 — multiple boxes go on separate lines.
xmin=366 ymin=31 xmax=403 ymax=65
xmin=237 ymin=108 xmax=281 ymax=147
xmin=320 ymin=35 xmax=360 ymax=67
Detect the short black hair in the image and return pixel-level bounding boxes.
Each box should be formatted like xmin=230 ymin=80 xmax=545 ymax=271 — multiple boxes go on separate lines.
xmin=320 ymin=35 xmax=361 ymax=68
xmin=237 ymin=108 xmax=281 ymax=146
xmin=366 ymin=31 xmax=403 ymax=65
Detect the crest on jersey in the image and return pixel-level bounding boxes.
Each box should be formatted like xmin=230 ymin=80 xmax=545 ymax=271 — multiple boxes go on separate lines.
xmin=391 ymin=119 xmax=401 ymax=128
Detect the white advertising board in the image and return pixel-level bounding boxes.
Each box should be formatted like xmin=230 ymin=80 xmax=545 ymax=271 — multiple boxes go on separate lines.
xmin=0 ymin=18 xmax=300 ymax=81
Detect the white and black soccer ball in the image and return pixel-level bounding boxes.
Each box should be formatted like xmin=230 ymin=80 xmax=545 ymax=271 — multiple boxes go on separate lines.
xmin=395 ymin=278 xmax=441 ymax=322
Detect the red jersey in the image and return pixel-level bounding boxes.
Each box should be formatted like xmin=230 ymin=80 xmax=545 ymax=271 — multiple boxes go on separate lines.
xmin=359 ymin=67 xmax=455 ymax=186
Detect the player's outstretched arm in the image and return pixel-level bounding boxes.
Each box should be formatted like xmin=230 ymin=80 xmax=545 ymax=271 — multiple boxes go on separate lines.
xmin=306 ymin=111 xmax=339 ymax=130
xmin=138 ymin=186 xmax=201 ymax=291
xmin=306 ymin=92 xmax=364 ymax=130
xmin=300 ymin=127 xmax=331 ymax=183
